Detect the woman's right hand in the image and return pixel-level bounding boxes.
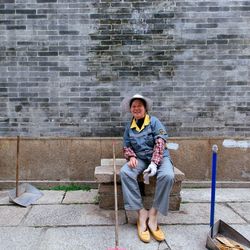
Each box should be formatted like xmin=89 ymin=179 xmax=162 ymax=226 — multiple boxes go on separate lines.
xmin=128 ymin=157 xmax=138 ymax=168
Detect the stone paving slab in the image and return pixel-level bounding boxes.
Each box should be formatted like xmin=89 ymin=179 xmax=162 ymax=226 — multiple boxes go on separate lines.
xmin=22 ymin=204 xmax=126 ymax=227
xmin=0 ymin=206 xmax=30 ymax=226
xmin=33 ymin=190 xmax=65 ymax=205
xmin=164 ymin=225 xmax=208 ymax=250
xmin=126 ymin=203 xmax=246 ymax=225
xmin=162 ymin=224 xmax=250 ymax=250
xmin=0 ymin=190 xmax=65 ymax=205
xmin=161 ymin=203 xmax=247 ymax=225
xmin=182 ymin=188 xmax=250 ymax=203
xmin=62 ymin=190 xmax=98 ymax=204
xmin=0 ymin=190 xmax=98 ymax=205
xmin=38 ymin=225 xmax=159 ymax=250
xmin=0 ymin=190 xmax=10 ymax=205
xmin=228 ymin=202 xmax=250 ymax=222
xmin=0 ymin=227 xmax=43 ymax=250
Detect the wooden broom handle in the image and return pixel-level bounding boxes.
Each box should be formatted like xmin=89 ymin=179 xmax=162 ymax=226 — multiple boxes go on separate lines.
xmin=16 ymin=136 xmax=20 ymax=197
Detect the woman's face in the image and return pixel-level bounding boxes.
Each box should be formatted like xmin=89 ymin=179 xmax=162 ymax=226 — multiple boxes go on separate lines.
xmin=130 ymin=99 xmax=146 ymax=120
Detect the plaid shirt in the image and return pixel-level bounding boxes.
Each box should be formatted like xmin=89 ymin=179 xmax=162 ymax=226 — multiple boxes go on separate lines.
xmin=123 ymin=147 xmax=136 ymax=160
xmin=123 ymin=137 xmax=165 ymax=166
xmin=151 ymin=137 xmax=165 ymax=165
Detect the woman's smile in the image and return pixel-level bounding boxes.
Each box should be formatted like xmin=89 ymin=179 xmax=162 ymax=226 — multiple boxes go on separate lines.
xmin=130 ymin=99 xmax=146 ymax=120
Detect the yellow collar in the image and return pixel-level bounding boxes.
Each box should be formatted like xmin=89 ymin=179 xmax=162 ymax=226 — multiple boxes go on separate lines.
xmin=130 ymin=114 xmax=150 ymax=132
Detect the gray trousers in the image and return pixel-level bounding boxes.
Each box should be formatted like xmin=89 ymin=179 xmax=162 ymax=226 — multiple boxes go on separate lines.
xmin=120 ymin=157 xmax=174 ymax=216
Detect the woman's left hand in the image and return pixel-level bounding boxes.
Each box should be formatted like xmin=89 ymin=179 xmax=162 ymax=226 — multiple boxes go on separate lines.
xmin=143 ymin=162 xmax=157 ymax=177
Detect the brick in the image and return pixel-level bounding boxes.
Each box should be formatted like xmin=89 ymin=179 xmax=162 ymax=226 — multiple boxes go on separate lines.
xmin=59 ymin=72 xmax=79 ymax=77
xmin=16 ymin=9 xmax=36 ymax=14
xmin=37 ymin=0 xmax=57 ymax=2
xmin=154 ymin=13 xmax=174 ymax=18
xmin=38 ymin=52 xmax=58 ymax=56
xmin=90 ymin=14 xmax=110 ymax=19
xmin=0 ymin=9 xmax=15 ymax=14
xmin=59 ymin=31 xmax=79 ymax=35
xmin=0 ymin=0 xmax=14 ymax=3
xmin=6 ymin=26 xmax=26 ymax=30
xmin=27 ymin=15 xmax=47 ymax=19
xmin=0 ymin=20 xmax=14 ymax=25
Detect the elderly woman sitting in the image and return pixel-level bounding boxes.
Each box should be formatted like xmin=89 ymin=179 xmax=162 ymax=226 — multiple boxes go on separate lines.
xmin=120 ymin=94 xmax=174 ymax=243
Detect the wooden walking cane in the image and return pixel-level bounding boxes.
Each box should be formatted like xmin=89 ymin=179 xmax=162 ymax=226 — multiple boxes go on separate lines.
xmin=16 ymin=136 xmax=20 ymax=197
xmin=107 ymin=142 xmax=126 ymax=250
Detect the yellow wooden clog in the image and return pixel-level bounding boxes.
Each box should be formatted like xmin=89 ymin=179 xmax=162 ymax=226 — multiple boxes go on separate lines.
xmin=148 ymin=225 xmax=165 ymax=241
xmin=137 ymin=220 xmax=150 ymax=243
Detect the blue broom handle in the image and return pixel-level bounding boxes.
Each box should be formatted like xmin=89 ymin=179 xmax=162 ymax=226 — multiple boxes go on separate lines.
xmin=210 ymin=145 xmax=218 ymax=229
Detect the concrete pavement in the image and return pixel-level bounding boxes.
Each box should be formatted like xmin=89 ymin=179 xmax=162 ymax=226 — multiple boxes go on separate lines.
xmin=0 ymin=188 xmax=250 ymax=250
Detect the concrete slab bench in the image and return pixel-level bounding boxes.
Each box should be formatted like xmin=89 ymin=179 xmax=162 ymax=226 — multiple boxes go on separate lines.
xmin=94 ymin=158 xmax=185 ymax=211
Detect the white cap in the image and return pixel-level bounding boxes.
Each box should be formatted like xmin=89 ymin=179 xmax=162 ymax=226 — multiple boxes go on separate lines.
xmin=121 ymin=94 xmax=153 ymax=112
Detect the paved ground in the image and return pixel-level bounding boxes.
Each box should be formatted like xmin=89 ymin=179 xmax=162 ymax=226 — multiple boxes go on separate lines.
xmin=0 ymin=188 xmax=250 ymax=250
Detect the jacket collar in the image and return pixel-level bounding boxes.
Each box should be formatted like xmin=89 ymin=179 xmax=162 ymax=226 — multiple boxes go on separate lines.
xmin=130 ymin=114 xmax=150 ymax=132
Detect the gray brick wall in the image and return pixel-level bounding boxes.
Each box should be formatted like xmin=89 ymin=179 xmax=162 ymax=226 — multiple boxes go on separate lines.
xmin=0 ymin=0 xmax=249 ymax=137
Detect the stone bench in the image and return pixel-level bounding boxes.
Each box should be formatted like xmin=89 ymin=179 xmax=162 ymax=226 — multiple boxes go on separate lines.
xmin=94 ymin=158 xmax=185 ymax=211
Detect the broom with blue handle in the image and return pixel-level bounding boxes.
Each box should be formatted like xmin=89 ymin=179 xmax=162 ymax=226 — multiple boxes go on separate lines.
xmin=210 ymin=144 xmax=218 ymax=238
